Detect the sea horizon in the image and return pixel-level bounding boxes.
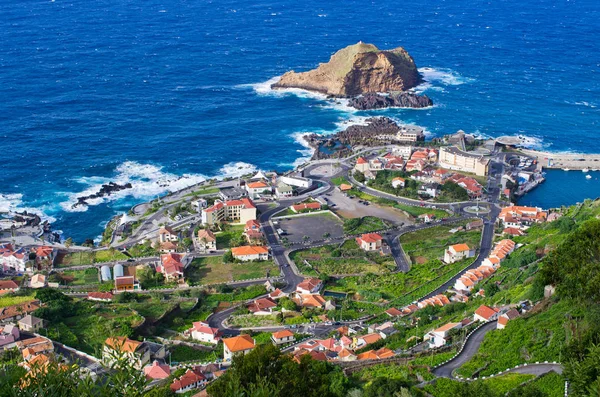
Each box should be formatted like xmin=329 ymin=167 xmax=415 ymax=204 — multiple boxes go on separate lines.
xmin=2 ymin=0 xmax=599 ymax=242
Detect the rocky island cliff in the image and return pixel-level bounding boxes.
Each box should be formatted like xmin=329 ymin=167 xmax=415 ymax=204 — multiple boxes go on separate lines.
xmin=271 ymin=42 xmax=422 ymax=97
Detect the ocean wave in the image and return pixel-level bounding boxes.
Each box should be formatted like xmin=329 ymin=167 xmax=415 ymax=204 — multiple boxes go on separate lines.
xmin=59 ymin=160 xmax=257 ymax=213
xmin=0 ymin=193 xmax=57 ymax=223
xmin=415 ymin=67 xmax=475 ymax=93
xmin=236 ymin=76 xmax=328 ymax=101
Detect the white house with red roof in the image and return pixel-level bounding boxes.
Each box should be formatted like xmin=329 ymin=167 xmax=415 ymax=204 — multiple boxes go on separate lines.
xmin=158 ymin=253 xmax=185 ymax=283
xmin=189 ymin=321 xmax=221 ymax=344
xmin=243 ymin=219 xmax=264 ymax=245
xmin=144 ymin=360 xmax=171 ymax=380
xmin=426 ymin=322 xmax=463 ymax=348
xmin=87 ymin=292 xmax=114 ymax=302
xmin=474 ymin=305 xmax=500 ymax=322
xmin=444 ymin=243 xmax=475 ymax=264
xmin=356 ymin=233 xmax=383 ymax=252
xmin=1 ymin=244 xmax=28 ymax=273
xmin=296 ymin=277 xmax=322 ymax=295
xmin=245 ymin=180 xmax=271 ymax=199
xmin=247 ymin=297 xmax=277 ymax=315
xmin=268 ymin=288 xmax=288 ymax=300
xmin=201 ymin=198 xmax=257 ymax=226
xmin=231 ymin=246 xmax=269 ymax=262
xmin=271 ymin=330 xmax=295 ymax=345
xmin=158 ymin=226 xmax=178 ymax=244
xmin=196 ymin=229 xmax=216 ymax=252
xmin=170 ymin=369 xmax=206 ymax=393
xmin=391 ymin=177 xmax=406 ymax=189
xmin=354 ymin=157 xmax=369 ymax=173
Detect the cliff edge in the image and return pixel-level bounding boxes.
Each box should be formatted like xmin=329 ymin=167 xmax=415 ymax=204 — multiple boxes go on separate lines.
xmin=271 ymin=42 xmax=421 ymax=97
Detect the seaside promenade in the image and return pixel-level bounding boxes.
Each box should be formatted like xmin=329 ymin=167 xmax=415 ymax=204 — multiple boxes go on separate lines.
xmin=520 ymin=149 xmax=600 ymax=171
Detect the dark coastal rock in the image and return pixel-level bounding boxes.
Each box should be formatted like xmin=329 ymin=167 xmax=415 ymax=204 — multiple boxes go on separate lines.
xmin=272 ymin=42 xmax=421 ymax=96
xmin=348 ymin=92 xmax=433 ymax=110
xmin=72 ymin=182 xmax=133 ymax=209
xmin=304 ymin=117 xmax=409 ymax=160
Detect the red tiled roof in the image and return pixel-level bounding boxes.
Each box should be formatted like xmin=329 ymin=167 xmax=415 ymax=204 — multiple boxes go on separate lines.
xmin=87 ymin=292 xmax=113 ymax=301
xmin=247 ymin=181 xmax=269 ymax=189
xmin=231 ymin=246 xmax=268 ymax=257
xmin=356 ymin=157 xmax=367 ymax=164
xmin=385 ymin=308 xmax=402 ymax=317
xmin=223 ymin=334 xmax=255 ymax=353
xmin=0 ymin=280 xmax=19 ymax=290
xmin=358 ymin=233 xmax=382 ymax=243
xmin=144 ymin=361 xmax=171 ymax=380
xmin=475 ymin=305 xmax=499 ymax=320
xmin=105 ymin=337 xmax=142 ymax=353
xmin=272 ymin=330 xmax=294 ymax=340
xmin=170 ymin=370 xmax=205 ymax=392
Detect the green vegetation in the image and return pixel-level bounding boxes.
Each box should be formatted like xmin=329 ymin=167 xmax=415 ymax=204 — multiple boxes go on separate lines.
xmin=170 ymin=343 xmax=221 ymax=363
xmin=424 ymin=374 xmax=536 ymax=397
xmin=508 ymin=372 xmax=564 ymax=397
xmin=343 ymin=216 xmax=389 ymax=234
xmin=33 ymin=289 xmax=143 ymax=357
xmin=400 ymin=221 xmax=481 ymax=264
xmin=186 ymin=256 xmax=279 ymax=285
xmin=290 ymin=239 xmax=395 ymax=276
xmin=331 ymin=176 xmax=350 ymax=186
xmin=215 ymin=224 xmax=246 ymax=249
xmin=207 ymin=344 xmax=351 ymax=397
xmin=126 ymin=241 xmax=158 ymax=257
xmin=366 ymin=170 xmax=469 ymax=202
xmin=0 ymin=294 xmax=35 ymax=308
xmin=393 ymin=203 xmax=449 ymax=219
xmin=56 ymin=268 xmax=100 ymax=286
xmin=185 ymin=186 xmax=220 ymax=197
xmin=57 ymin=249 xmax=128 ymax=266
xmin=0 ymin=350 xmax=151 ymax=397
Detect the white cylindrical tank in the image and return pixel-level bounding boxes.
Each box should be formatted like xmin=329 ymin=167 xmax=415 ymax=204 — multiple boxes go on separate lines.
xmin=100 ymin=265 xmax=111 ymax=282
xmin=113 ymin=264 xmax=124 ymax=279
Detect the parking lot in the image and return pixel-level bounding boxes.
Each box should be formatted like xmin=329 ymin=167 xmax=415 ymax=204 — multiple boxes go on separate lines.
xmin=273 ymin=212 xmax=344 ymax=244
xmin=324 ymin=189 xmax=411 ymax=226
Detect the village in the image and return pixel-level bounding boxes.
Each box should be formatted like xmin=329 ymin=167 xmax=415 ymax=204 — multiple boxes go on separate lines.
xmin=0 ymin=130 xmax=562 ymax=395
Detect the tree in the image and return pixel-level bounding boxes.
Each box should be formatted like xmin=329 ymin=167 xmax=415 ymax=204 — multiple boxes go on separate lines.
xmin=207 ymin=344 xmax=350 ymax=397
xmin=182 ymin=237 xmax=193 ymax=250
xmin=223 ymin=250 xmax=234 ymax=263
xmin=354 ymin=171 xmax=366 ymax=183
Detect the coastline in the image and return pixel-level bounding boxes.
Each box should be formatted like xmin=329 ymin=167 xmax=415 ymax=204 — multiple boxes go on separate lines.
xmin=517 ymin=149 xmax=600 ymax=171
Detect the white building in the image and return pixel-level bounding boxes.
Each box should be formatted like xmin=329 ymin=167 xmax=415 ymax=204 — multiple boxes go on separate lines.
xmin=444 ymin=244 xmax=475 ymax=264
xmin=189 ymin=321 xmax=221 ymax=344
xmin=426 ymin=322 xmax=462 ymax=348
xmin=280 ymin=175 xmax=313 ymax=189
xmin=231 ymin=246 xmax=269 ymax=261
xmin=439 ymin=146 xmax=489 ymax=176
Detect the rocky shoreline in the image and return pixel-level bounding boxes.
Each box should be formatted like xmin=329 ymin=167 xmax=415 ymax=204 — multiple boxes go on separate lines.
xmin=72 ymin=182 xmax=133 ymax=209
xmin=303 ymin=117 xmax=412 ymax=160
xmin=348 ymin=92 xmax=433 ymax=110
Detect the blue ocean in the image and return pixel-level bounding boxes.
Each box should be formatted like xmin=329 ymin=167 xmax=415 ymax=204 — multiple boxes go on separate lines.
xmin=2 ymin=0 xmax=599 ymax=242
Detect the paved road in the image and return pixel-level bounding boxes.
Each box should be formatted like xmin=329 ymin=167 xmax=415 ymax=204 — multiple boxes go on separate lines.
xmin=433 ymin=321 xmax=497 ymax=378
xmin=504 ymin=363 xmax=563 ymax=376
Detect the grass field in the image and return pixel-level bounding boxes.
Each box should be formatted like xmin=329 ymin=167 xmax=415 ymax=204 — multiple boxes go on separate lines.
xmin=343 ymin=216 xmax=389 ymax=234
xmin=400 ymin=221 xmax=481 ymax=264
xmin=331 ymin=176 xmax=351 ymax=186
xmin=170 ymin=344 xmax=220 ymax=363
xmin=57 ymin=250 xmax=128 ymax=266
xmin=393 ymin=203 xmax=450 ymax=219
xmin=186 ymin=256 xmax=280 ymax=285
xmin=60 ymin=268 xmax=100 ymax=285
xmin=290 ymin=239 xmax=394 ymax=276
xmin=0 ymin=294 xmax=35 ymax=308
xmin=184 ymin=186 xmax=220 ymax=197
xmin=215 ymin=225 xmax=245 ymax=249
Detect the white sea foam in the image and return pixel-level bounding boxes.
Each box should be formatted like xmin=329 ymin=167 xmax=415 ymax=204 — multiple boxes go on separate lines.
xmin=59 ymin=160 xmax=258 ymax=213
xmin=0 ymin=193 xmax=57 ymax=223
xmin=414 ymin=67 xmax=475 ymax=94
xmin=237 ymin=76 xmax=329 ymax=101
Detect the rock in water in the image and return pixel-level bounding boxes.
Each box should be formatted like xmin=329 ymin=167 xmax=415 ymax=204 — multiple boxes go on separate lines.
xmin=271 ymin=42 xmax=421 ymax=96
xmin=349 ymin=92 xmax=433 ymax=110
xmin=72 ymin=182 xmax=133 ymax=209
